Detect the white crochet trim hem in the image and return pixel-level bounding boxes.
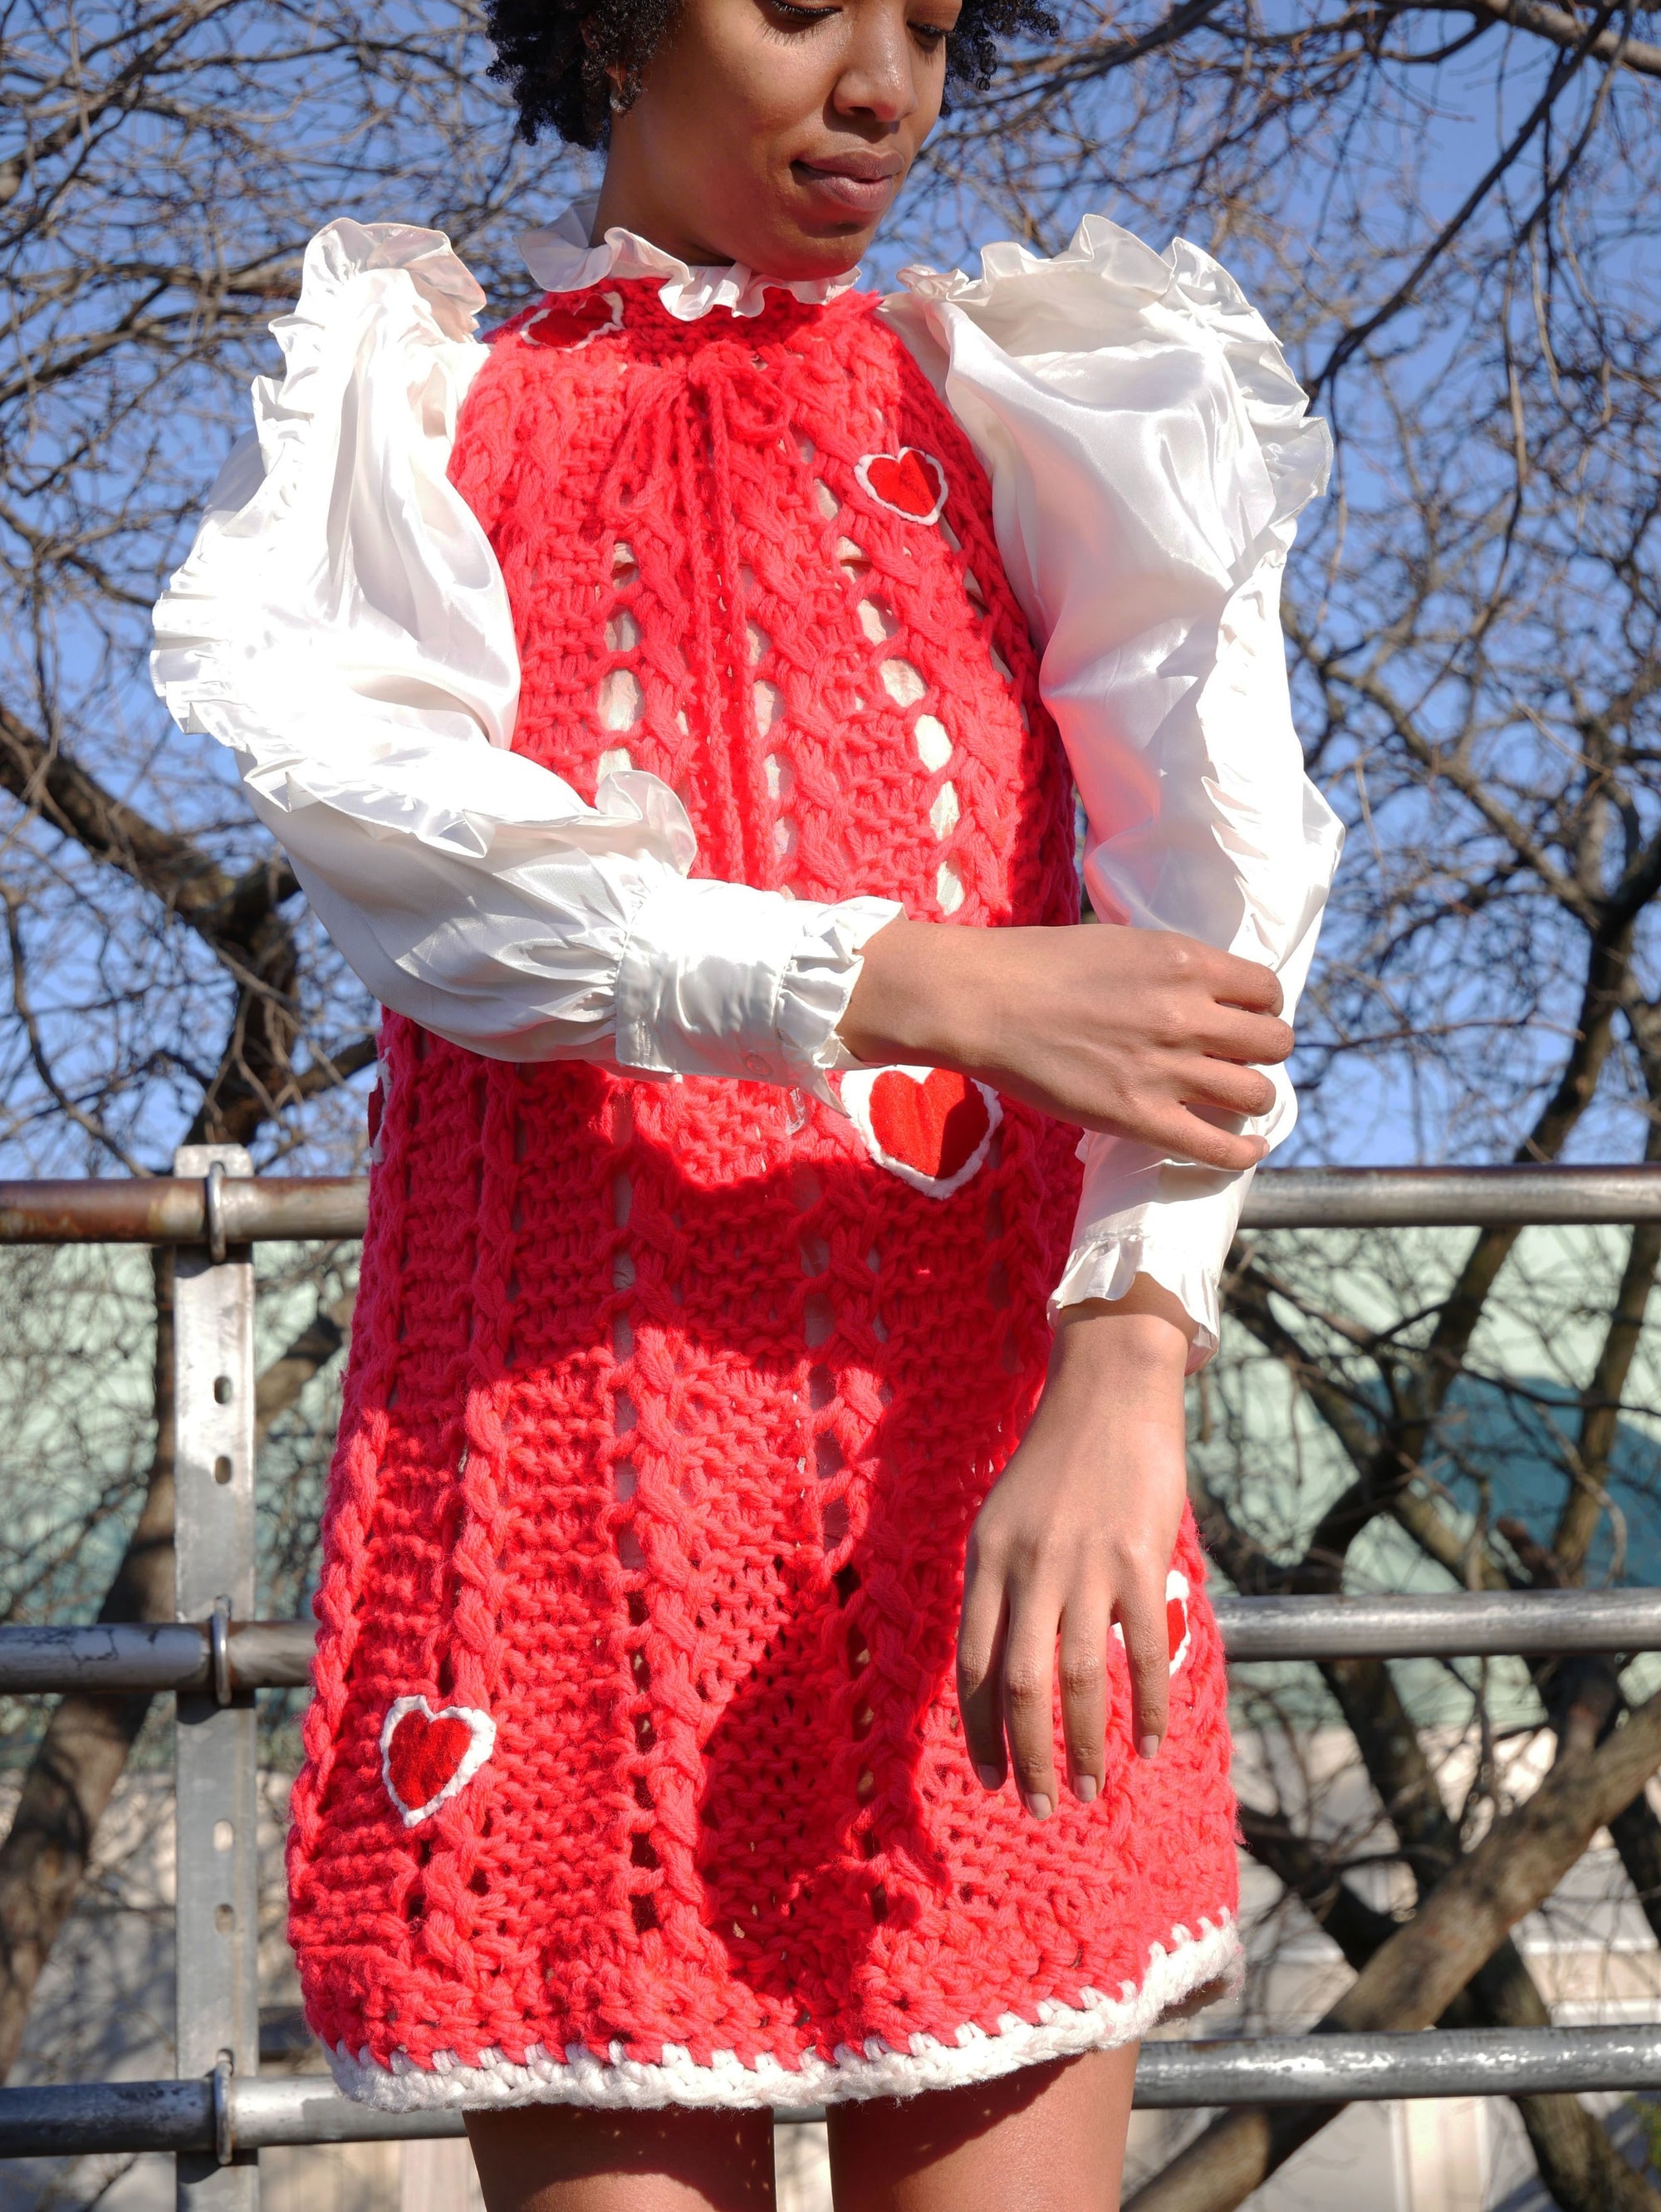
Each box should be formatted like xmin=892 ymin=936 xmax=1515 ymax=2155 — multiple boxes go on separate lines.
xmin=325 ymin=1906 xmax=1241 ymax=2112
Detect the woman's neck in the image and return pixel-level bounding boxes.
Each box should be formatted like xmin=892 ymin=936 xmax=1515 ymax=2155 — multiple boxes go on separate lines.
xmin=590 ymin=162 xmax=729 ymax=270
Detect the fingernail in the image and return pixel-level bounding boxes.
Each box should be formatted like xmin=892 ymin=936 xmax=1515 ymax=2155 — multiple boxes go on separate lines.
xmin=976 ymin=1763 xmax=1002 ymax=1790
xmin=1074 ymin=1773 xmax=1098 ymax=1804
xmin=1139 ymin=1734 xmax=1161 ymax=1762
xmin=1022 ymin=1791 xmax=1052 ymax=1820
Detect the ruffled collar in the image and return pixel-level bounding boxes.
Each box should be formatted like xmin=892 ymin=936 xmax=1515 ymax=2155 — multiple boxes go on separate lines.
xmin=517 ymin=199 xmax=862 ymax=323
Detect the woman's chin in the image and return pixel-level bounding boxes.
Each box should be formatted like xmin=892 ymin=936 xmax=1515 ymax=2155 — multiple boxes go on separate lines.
xmin=742 ymin=218 xmax=874 ymax=283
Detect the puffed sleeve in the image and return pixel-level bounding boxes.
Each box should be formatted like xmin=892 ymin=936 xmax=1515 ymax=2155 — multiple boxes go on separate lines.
xmin=883 ymin=215 xmax=1344 ymax=1370
xmin=150 ymin=219 xmax=899 ymax=1096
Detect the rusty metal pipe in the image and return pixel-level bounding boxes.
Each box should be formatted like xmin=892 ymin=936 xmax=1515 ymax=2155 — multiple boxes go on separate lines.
xmin=3 ymin=1166 xmax=1660 ymax=1248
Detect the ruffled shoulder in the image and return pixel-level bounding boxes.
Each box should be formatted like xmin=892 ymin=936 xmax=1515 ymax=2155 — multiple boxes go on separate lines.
xmin=151 ymin=218 xmax=575 ymax=855
xmin=889 ymin=211 xmax=1330 ymax=539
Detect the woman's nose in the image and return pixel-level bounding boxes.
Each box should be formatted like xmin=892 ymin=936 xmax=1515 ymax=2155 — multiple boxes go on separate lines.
xmin=831 ymin=0 xmax=923 ymax=124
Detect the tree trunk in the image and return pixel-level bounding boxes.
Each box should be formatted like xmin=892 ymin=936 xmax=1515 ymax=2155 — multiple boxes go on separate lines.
xmin=1127 ymin=1694 xmax=1661 ymax=2212
xmin=0 ymin=1249 xmax=175 ymax=2080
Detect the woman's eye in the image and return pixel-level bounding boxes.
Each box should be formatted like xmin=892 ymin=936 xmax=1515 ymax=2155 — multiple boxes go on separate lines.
xmin=765 ymin=0 xmax=838 ymax=25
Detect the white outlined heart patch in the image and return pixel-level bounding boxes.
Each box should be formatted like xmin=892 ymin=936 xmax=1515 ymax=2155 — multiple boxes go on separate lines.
xmin=855 ymin=449 xmax=948 ymax=526
xmin=522 ymin=287 xmax=624 ymax=352
xmin=840 ymin=1065 xmax=1001 ymax=1199
xmin=380 ymin=1696 xmax=496 ymax=1827
xmin=1112 ymin=1568 xmax=1193 ymax=1676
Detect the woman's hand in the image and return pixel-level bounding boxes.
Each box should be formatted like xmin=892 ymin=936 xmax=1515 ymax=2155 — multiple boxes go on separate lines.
xmin=956 ymin=1280 xmax=1193 ymax=1817
xmin=838 ymin=916 xmax=1293 ymax=1175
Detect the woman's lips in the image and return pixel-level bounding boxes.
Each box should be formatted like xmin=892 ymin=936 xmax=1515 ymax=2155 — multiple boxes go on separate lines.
xmin=791 ymin=160 xmax=900 ymax=216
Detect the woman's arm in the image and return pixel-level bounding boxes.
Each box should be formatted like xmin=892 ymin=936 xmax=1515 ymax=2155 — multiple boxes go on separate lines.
xmin=151 ymin=218 xmax=903 ymax=1104
xmin=882 ymin=221 xmax=1343 ymax=1360
xmin=880 ymin=218 xmax=1342 ymax=1796
xmin=840 ymin=914 xmax=1292 ymax=1175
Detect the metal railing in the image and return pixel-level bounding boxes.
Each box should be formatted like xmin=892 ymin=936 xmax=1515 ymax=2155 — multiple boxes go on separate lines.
xmin=2 ymin=1160 xmax=1660 ymax=2202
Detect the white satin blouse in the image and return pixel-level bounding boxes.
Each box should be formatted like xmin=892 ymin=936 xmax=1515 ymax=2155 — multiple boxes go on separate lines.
xmin=151 ymin=199 xmax=1342 ymax=1369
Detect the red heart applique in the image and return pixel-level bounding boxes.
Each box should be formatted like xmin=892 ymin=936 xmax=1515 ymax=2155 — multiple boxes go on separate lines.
xmin=380 ymin=1697 xmax=495 ymax=1827
xmin=869 ymin=1067 xmax=988 ymax=1181
xmin=520 ymin=288 xmax=624 ymax=352
xmin=855 ymin=449 xmax=948 ymax=524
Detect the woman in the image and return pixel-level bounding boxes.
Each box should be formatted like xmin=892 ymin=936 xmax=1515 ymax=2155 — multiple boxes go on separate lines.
xmin=152 ymin=1 xmax=1340 ymax=2202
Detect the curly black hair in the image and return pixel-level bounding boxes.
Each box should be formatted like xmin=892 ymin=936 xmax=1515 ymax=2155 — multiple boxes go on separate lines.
xmin=485 ymin=0 xmax=1056 ymax=151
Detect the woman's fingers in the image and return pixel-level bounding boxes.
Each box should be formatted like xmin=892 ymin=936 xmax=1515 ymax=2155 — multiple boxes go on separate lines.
xmin=1183 ymin=1057 xmax=1280 ymax=1119
xmin=1200 ymin=944 xmax=1285 ymax=1017
xmin=1198 ymin=1006 xmax=1296 ymax=1067
xmin=1116 ymin=1573 xmax=1170 ymax=1760
xmin=1000 ymin=1592 xmax=1063 ymax=1817
xmin=956 ymin=1545 xmax=1010 ymax=1790
xmin=1059 ymin=1595 xmax=1110 ymax=1803
xmin=1118 ymin=1104 xmax=1268 ymax=1170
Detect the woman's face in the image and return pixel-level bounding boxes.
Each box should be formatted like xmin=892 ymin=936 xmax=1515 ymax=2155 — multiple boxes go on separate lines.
xmin=593 ymin=0 xmax=960 ymax=277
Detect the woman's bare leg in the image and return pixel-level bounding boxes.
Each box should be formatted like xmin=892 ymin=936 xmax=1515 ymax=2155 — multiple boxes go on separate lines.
xmin=466 ymin=2105 xmax=777 ymax=2212
xmin=826 ymin=2045 xmax=1139 ymax=2212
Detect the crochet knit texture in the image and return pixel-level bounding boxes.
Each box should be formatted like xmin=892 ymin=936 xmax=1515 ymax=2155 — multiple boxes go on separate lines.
xmin=286 ymin=278 xmax=1241 ymax=2110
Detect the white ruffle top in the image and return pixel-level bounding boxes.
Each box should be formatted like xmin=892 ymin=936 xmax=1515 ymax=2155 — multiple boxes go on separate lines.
xmin=151 ymin=199 xmax=1343 ymax=1368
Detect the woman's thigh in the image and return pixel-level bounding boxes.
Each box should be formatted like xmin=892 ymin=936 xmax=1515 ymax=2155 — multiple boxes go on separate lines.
xmin=465 ymin=2103 xmax=777 ymax=2212
xmin=825 ymin=2045 xmax=1139 ymax=2212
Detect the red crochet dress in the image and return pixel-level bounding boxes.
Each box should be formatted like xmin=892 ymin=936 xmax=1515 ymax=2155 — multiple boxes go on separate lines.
xmin=286 ymin=277 xmax=1240 ymax=2111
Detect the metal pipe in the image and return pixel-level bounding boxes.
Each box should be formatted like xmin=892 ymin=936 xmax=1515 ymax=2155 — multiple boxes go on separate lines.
xmin=0 ymin=1622 xmax=313 ymax=1696
xmin=2 ymin=1592 xmax=1659 ymax=1696
xmin=2 ymin=1166 xmax=1661 ymax=1247
xmin=0 ymin=1177 xmax=368 ymax=1246
xmin=1132 ymin=2023 xmax=1661 ymax=2107
xmin=5 ymin=2026 xmax=1661 ymax=2153
xmin=0 ymin=2080 xmax=214 ymax=2157
xmin=1242 ymin=1165 xmax=1661 ymax=1228
xmin=1213 ymin=1588 xmax=1661 ymax=1660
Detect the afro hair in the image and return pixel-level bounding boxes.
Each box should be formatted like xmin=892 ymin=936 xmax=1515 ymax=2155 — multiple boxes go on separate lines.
xmin=485 ymin=0 xmax=1056 ymax=150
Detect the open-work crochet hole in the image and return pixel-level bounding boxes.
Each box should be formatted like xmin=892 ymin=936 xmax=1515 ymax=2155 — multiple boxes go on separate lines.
xmin=808 ymin=1363 xmax=835 ymax=1410
xmin=879 ymin=657 xmax=925 ymax=707
xmin=631 ymin=1895 xmax=659 ymax=1935
xmin=937 ymin=858 xmax=966 ymax=915
xmin=821 ymin=1494 xmax=850 ymax=1551
xmin=914 ymin=714 xmax=952 ymax=771
xmin=803 ymin=1292 xmax=833 ymax=1347
xmin=814 ymin=1430 xmax=845 ymax=1483
xmin=598 ymin=668 xmax=643 ymax=730
xmin=605 ymin=609 xmax=640 ymax=651
xmin=857 ymin=597 xmax=899 ymax=643
xmin=929 ymin=782 xmax=961 ymax=839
